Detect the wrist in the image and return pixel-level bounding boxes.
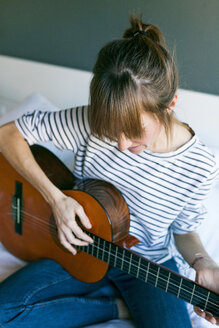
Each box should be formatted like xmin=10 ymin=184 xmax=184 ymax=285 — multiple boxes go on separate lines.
xmin=43 ymin=186 xmax=66 ymax=206
xmin=191 ymin=253 xmax=217 ymax=271
xmin=191 ymin=253 xmax=205 ymax=268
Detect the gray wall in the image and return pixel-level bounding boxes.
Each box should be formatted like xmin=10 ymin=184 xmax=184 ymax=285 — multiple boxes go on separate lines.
xmin=0 ymin=0 xmax=219 ymax=95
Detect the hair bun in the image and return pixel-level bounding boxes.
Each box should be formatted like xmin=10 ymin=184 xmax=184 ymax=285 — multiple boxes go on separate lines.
xmin=123 ymin=14 xmax=165 ymax=46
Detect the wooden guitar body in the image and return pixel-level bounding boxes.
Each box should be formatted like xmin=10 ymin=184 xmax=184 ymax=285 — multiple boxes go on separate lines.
xmin=0 ymin=145 xmax=218 ymax=316
xmin=0 ymin=145 xmax=130 ymax=282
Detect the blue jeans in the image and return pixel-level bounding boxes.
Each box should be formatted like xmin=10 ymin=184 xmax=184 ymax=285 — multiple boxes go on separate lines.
xmin=0 ymin=258 xmax=192 ymax=328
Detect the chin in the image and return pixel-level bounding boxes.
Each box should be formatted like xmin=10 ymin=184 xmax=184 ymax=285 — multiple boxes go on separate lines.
xmin=128 ymin=145 xmax=146 ymax=154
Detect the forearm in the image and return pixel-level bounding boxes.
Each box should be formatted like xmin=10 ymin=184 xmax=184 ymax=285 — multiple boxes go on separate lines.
xmin=173 ymin=231 xmax=218 ymax=270
xmin=175 ymin=232 xmax=219 ymax=324
xmin=0 ymin=122 xmax=63 ymax=205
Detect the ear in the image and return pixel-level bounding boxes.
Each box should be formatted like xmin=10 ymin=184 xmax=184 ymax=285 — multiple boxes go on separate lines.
xmin=167 ymin=94 xmax=178 ymax=113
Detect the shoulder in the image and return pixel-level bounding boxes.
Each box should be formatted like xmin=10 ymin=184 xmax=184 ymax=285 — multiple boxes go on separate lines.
xmin=192 ymin=138 xmax=217 ymax=166
xmin=61 ymin=105 xmax=91 ymax=136
xmin=60 ymin=105 xmax=88 ymax=118
xmin=53 ymin=105 xmax=90 ymax=129
xmin=188 ymin=137 xmax=219 ymax=184
xmin=173 ymin=122 xmax=216 ymax=170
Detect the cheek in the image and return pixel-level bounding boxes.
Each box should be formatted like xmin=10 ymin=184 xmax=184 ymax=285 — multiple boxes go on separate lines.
xmin=142 ymin=125 xmax=160 ymax=142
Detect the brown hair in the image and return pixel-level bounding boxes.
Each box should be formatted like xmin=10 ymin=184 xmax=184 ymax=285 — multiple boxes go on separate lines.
xmin=89 ymin=14 xmax=178 ymax=142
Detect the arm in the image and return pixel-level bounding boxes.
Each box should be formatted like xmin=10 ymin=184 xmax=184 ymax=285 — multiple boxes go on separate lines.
xmin=0 ymin=122 xmax=92 ymax=253
xmin=174 ymin=232 xmax=219 ymax=325
xmin=174 ymin=231 xmax=217 ymax=267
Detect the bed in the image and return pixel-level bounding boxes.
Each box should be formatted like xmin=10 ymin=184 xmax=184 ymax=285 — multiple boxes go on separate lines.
xmin=0 ymin=55 xmax=218 ymax=328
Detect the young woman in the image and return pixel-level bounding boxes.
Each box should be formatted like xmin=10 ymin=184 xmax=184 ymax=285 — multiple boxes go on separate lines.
xmin=0 ymin=15 xmax=218 ymax=328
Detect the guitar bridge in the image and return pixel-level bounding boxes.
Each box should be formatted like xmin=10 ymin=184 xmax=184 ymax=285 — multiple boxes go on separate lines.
xmin=11 ymin=181 xmax=23 ymax=235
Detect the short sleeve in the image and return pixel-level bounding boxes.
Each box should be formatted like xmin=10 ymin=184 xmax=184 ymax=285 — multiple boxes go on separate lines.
xmin=171 ymin=164 xmax=219 ymax=234
xmin=15 ymin=106 xmax=90 ymax=153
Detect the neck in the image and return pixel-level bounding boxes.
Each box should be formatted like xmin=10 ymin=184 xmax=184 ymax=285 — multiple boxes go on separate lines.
xmin=151 ymin=125 xmax=170 ymax=153
xmin=151 ymin=121 xmax=193 ymax=154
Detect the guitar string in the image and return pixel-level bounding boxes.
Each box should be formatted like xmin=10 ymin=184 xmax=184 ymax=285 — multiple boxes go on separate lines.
xmin=8 ymin=208 xmax=219 ymax=311
xmin=12 ymin=208 xmax=92 ymax=245
xmin=9 ymin=208 xmax=219 ymax=309
xmin=82 ymin=242 xmax=219 ymax=311
xmin=85 ymin=243 xmax=218 ymax=314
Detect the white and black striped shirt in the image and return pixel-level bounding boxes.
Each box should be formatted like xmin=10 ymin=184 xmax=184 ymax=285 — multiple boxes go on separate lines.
xmin=15 ymin=106 xmax=219 ymax=264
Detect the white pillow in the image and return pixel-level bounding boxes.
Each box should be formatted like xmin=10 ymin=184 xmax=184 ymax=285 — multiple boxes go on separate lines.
xmin=0 ymin=93 xmax=58 ymax=125
xmin=0 ymin=93 xmax=75 ymax=171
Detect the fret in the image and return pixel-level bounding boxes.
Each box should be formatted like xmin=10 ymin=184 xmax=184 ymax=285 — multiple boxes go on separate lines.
xmin=108 ymin=242 xmax=111 ymax=263
xmin=160 ymin=269 xmax=184 ymax=299
xmin=77 ymin=232 xmax=219 ymax=317
xmin=136 ymin=257 xmax=141 ymax=278
xmin=112 ymin=246 xmax=123 ymax=269
xmin=91 ymin=235 xmax=96 ymax=257
xmin=128 ymin=253 xmax=133 ymax=274
xmin=165 ymin=272 xmax=171 ymax=292
xmin=96 ymin=239 xmax=101 ymax=258
xmin=96 ymin=236 xmax=99 ymax=259
xmin=102 ymin=240 xmax=106 ymax=261
xmin=113 ymin=246 xmax=118 ymax=267
xmin=179 ymin=278 xmax=197 ymax=304
xmin=190 ymin=284 xmax=196 ymax=304
xmin=190 ymin=283 xmax=211 ymax=310
xmin=155 ymin=266 xmax=160 ymax=287
xmin=203 ymin=291 xmax=211 ymax=312
xmin=177 ymin=277 xmax=183 ymax=298
xmin=145 ymin=262 xmax=150 ymax=282
xmin=121 ymin=249 xmax=126 ymax=270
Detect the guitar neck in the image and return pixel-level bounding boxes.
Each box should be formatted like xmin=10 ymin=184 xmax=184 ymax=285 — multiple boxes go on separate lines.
xmin=77 ymin=232 xmax=219 ymax=317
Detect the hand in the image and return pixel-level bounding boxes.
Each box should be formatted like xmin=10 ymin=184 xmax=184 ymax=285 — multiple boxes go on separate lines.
xmin=51 ymin=193 xmax=93 ymax=255
xmin=194 ymin=258 xmax=219 ymax=325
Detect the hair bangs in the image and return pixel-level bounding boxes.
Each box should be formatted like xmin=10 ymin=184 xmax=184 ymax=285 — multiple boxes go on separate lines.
xmin=89 ymin=72 xmax=146 ymax=142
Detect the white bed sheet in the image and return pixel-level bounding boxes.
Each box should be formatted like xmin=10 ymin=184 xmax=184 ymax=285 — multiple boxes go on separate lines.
xmin=0 ymin=93 xmax=218 ymax=328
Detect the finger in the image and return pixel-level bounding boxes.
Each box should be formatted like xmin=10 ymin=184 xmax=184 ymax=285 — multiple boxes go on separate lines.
xmin=58 ymin=216 xmax=93 ymax=244
xmin=71 ymin=223 xmax=93 ymax=244
xmin=56 ymin=215 xmax=91 ymax=242
xmin=205 ymin=313 xmax=217 ymax=325
xmin=194 ymin=307 xmax=206 ymax=318
xmin=63 ymin=219 xmax=93 ymax=244
xmin=64 ymin=228 xmax=91 ymax=246
xmin=76 ymin=205 xmax=92 ymax=229
xmin=58 ymin=231 xmax=77 ymax=255
xmin=194 ymin=307 xmax=217 ymax=325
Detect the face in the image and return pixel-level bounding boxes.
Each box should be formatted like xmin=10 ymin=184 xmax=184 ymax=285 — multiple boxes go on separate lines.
xmin=116 ymin=94 xmax=177 ymax=154
xmin=117 ymin=112 xmax=164 ymax=154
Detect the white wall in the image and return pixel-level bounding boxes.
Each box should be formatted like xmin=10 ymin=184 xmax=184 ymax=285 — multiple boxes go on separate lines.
xmin=175 ymin=89 xmax=219 ymax=148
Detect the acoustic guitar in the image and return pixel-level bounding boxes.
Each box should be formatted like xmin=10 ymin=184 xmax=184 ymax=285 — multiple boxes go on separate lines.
xmin=0 ymin=145 xmax=218 ymax=317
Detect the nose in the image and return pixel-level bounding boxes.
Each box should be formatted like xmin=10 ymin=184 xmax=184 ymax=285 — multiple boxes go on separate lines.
xmin=118 ymin=133 xmax=133 ymax=151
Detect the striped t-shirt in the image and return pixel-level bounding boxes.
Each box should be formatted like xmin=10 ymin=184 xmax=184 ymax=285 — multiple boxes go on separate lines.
xmin=15 ymin=106 xmax=219 ymax=264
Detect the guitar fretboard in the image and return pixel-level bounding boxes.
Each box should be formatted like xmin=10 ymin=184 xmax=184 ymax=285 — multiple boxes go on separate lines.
xmin=77 ymin=232 xmax=219 ymax=317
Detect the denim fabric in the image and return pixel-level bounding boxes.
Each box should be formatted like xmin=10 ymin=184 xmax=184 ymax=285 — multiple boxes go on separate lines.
xmin=0 ymin=258 xmax=192 ymax=328
xmin=108 ymin=259 xmax=193 ymax=328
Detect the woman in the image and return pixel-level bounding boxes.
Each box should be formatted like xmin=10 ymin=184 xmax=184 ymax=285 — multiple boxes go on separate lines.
xmin=0 ymin=15 xmax=218 ymax=327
